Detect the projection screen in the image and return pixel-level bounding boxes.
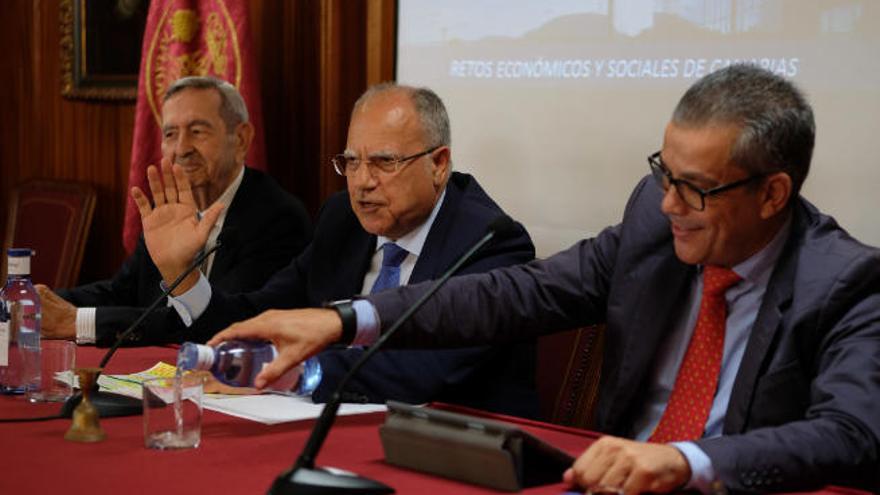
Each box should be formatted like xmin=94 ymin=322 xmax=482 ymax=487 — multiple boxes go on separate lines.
xmin=396 ymin=0 xmax=880 ymax=256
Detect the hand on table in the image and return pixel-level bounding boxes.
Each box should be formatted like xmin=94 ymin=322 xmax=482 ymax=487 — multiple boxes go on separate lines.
xmin=207 ymin=308 xmax=342 ymax=389
xmin=563 ymin=436 xmax=691 ymax=495
xmin=35 ymin=284 xmax=77 ymax=339
xmin=130 ymin=158 xmax=224 ymax=295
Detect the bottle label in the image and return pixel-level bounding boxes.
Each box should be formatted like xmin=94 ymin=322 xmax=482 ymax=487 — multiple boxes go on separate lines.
xmin=0 ymin=321 xmax=8 ymax=366
xmin=7 ymin=255 xmax=30 ymax=276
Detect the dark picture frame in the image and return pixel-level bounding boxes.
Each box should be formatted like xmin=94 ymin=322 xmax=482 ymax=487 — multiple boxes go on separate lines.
xmin=60 ymin=0 xmax=148 ymax=101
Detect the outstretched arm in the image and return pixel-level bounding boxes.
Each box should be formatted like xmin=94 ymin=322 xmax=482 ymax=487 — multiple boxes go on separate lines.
xmin=207 ymin=308 xmax=342 ymax=389
xmin=130 ymin=158 xmax=223 ymax=294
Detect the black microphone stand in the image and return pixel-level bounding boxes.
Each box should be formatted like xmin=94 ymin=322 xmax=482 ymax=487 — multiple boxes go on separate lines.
xmin=269 ymin=219 xmax=512 ymax=495
xmin=60 ymin=242 xmax=222 ymax=418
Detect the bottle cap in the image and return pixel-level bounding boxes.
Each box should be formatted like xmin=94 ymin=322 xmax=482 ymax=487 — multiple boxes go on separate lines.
xmin=178 ymin=342 xmax=215 ymax=371
xmin=195 ymin=344 xmax=215 ymax=369
xmin=6 ymin=248 xmax=33 ymax=276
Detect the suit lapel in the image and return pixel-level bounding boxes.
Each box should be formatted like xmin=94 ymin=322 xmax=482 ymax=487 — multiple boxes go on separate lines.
xmin=599 ymin=252 xmax=695 ymax=433
xmin=410 ymin=178 xmax=463 ymax=283
xmin=342 ymin=228 xmax=376 ymax=296
xmin=207 ymin=168 xmax=254 ymax=282
xmin=723 ymin=211 xmax=802 ymax=433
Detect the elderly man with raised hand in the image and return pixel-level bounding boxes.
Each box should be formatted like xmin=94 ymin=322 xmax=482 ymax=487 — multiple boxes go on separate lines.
xmin=210 ymin=65 xmax=880 ymax=494
xmin=37 ymin=76 xmax=311 ymax=347
xmin=134 ymin=83 xmax=539 ymax=418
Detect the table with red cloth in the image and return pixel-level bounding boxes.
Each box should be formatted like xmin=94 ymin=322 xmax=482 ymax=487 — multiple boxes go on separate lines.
xmin=0 ymin=346 xmax=869 ymax=495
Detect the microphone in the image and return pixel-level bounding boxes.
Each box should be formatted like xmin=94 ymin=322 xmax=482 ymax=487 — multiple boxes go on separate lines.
xmin=60 ymin=241 xmax=223 ymax=419
xmin=269 ymin=215 xmax=517 ymax=495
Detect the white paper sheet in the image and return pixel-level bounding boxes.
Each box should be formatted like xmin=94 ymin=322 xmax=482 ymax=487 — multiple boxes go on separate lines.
xmin=90 ymin=362 xmax=386 ymax=424
xmin=202 ymin=393 xmax=386 ymax=425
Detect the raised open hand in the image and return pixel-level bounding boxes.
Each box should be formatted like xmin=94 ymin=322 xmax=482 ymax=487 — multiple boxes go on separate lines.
xmin=130 ymin=158 xmax=224 ymax=293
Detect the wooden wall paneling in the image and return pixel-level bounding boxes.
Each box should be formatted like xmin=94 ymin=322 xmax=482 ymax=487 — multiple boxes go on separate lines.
xmin=287 ymin=0 xmax=325 ymax=217
xmin=366 ymin=0 xmax=397 ymax=87
xmin=0 ymin=0 xmax=134 ymax=284
xmin=318 ymin=0 xmax=356 ymax=202
xmin=315 ymin=0 xmax=396 ymax=204
xmin=256 ymin=0 xmax=325 ymax=218
xmin=0 ymin=1 xmax=33 ymax=231
xmin=0 ymin=0 xmax=400 ymax=285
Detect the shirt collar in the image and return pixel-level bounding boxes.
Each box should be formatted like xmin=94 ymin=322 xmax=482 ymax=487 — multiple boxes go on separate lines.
xmin=198 ymin=166 xmax=245 ymax=229
xmin=375 ymin=188 xmax=447 ymax=257
xmin=729 ymin=216 xmax=793 ymax=287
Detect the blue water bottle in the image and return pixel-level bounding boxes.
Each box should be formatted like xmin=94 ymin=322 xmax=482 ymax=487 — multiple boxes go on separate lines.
xmin=177 ymin=340 xmax=314 ymax=392
xmin=0 ymin=249 xmax=42 ymax=396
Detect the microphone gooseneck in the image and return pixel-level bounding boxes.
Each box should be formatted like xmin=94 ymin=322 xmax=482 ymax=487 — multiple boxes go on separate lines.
xmin=269 ymin=217 xmax=513 ymax=495
xmin=60 ymin=241 xmax=222 ymax=419
xmin=98 ymin=241 xmax=222 ymax=368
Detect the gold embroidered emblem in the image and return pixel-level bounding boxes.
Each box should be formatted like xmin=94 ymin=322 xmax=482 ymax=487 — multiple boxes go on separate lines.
xmin=144 ymin=0 xmax=242 ymax=125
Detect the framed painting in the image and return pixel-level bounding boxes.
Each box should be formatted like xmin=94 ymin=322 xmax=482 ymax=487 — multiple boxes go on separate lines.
xmin=60 ymin=0 xmax=148 ymax=100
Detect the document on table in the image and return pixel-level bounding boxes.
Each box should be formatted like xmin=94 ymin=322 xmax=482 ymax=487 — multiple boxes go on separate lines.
xmin=90 ymin=362 xmax=387 ymax=425
xmin=202 ymin=393 xmax=386 ymax=425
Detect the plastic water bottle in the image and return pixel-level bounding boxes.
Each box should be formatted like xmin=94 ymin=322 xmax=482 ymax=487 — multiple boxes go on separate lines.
xmin=0 ymin=249 xmax=42 ymax=396
xmin=177 ymin=340 xmax=310 ymax=392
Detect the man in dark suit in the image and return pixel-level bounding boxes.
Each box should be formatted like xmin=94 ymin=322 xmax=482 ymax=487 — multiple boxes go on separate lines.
xmin=132 ymin=83 xmax=538 ymax=417
xmin=37 ymin=76 xmax=311 ymax=347
xmin=210 ymin=65 xmax=880 ymax=493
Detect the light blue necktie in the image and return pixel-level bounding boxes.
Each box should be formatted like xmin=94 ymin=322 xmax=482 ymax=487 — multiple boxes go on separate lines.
xmin=370 ymin=243 xmax=409 ymax=294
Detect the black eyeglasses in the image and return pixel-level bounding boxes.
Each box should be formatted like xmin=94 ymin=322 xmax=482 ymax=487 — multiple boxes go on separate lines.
xmin=648 ymin=151 xmax=767 ymax=211
xmin=332 ymin=146 xmax=440 ymax=177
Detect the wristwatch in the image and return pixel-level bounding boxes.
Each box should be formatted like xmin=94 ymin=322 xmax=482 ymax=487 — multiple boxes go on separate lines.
xmin=323 ymin=299 xmax=357 ymax=345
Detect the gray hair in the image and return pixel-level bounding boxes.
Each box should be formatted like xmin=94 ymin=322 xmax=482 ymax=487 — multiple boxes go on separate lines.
xmin=164 ymin=76 xmax=249 ymax=133
xmin=672 ymin=64 xmax=815 ymax=197
xmin=353 ymin=82 xmax=451 ymax=148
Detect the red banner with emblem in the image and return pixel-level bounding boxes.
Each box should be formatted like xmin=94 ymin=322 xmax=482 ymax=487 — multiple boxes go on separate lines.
xmin=123 ymin=0 xmax=266 ymax=253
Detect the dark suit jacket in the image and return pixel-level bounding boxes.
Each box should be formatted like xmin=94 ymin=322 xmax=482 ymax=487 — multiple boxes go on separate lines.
xmin=369 ymin=176 xmax=880 ymax=493
xmin=59 ymin=167 xmax=312 ymax=347
xmin=187 ymin=172 xmax=539 ymax=417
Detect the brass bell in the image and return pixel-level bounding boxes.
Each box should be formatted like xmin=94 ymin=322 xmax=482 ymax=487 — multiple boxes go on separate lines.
xmin=64 ymin=367 xmax=107 ymax=443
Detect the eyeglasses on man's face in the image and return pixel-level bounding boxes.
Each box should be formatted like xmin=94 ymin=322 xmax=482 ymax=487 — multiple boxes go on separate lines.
xmin=648 ymin=151 xmax=767 ymax=211
xmin=332 ymin=146 xmax=440 ymax=177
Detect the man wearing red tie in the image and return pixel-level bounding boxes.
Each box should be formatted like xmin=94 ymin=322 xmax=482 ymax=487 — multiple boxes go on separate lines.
xmin=210 ymin=64 xmax=880 ymax=493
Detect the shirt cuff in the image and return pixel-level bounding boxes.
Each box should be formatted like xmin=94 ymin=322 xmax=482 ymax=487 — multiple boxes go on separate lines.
xmin=165 ymin=273 xmax=212 ymax=327
xmin=671 ymin=441 xmax=718 ymax=494
xmin=351 ymin=299 xmax=381 ymax=346
xmin=75 ymin=307 xmax=96 ymax=345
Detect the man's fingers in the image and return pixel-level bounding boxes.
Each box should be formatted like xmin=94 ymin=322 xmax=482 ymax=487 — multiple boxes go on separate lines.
xmin=36 ymin=286 xmax=61 ymax=304
xmin=198 ymin=202 xmax=225 ymax=238
xmin=146 ymin=165 xmax=165 ymax=205
xmin=570 ymin=438 xmax=622 ymax=491
xmin=596 ymin=459 xmax=630 ymax=495
xmin=161 ymin=160 xmax=178 ymax=203
xmin=254 ymin=356 xmax=301 ymax=389
xmin=621 ymin=469 xmax=651 ymax=495
xmin=172 ymin=163 xmax=197 ymax=207
xmin=131 ymin=186 xmax=153 ymax=218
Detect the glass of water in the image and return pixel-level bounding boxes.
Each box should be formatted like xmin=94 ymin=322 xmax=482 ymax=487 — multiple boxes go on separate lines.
xmin=142 ymin=374 xmax=204 ymax=449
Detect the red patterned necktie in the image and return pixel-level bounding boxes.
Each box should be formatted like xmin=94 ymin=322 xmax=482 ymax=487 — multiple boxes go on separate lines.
xmin=649 ymin=265 xmax=742 ymax=443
